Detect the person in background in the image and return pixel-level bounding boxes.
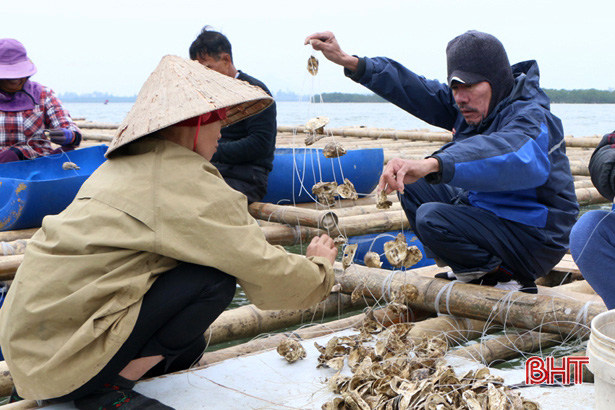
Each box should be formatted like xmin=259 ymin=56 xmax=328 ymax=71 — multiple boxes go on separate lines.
xmin=189 ymin=26 xmax=277 ymax=203
xmin=570 ymin=130 xmax=615 ymax=309
xmin=0 ymin=38 xmax=81 ymax=163
xmin=305 ymin=30 xmax=578 ymax=293
xmin=0 ymin=56 xmax=337 ymax=409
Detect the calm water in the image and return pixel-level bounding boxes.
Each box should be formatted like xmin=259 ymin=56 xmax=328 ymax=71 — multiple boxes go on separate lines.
xmin=65 ymin=101 xmax=615 ymax=138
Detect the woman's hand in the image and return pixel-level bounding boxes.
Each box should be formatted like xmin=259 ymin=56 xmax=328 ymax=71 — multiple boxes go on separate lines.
xmin=306 ymin=234 xmax=338 ymax=265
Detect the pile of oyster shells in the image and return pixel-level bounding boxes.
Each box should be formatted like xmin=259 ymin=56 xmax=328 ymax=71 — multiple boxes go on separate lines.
xmin=315 ymin=316 xmax=539 ymax=409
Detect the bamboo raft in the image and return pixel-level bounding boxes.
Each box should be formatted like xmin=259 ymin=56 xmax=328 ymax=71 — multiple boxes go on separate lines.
xmin=0 ymin=123 xmax=608 ymax=408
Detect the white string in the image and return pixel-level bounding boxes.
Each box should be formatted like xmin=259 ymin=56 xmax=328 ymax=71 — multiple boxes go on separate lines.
xmin=433 ymin=280 xmax=460 ymax=316
xmin=1 ymin=241 xmax=15 ymax=255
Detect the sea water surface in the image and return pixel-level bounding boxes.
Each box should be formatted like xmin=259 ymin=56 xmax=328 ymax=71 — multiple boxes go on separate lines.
xmin=65 ymin=101 xmax=615 ymax=138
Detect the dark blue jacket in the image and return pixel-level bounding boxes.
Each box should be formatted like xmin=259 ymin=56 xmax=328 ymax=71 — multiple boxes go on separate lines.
xmin=212 ymin=71 xmax=277 ymax=171
xmin=347 ymin=57 xmax=578 ymax=248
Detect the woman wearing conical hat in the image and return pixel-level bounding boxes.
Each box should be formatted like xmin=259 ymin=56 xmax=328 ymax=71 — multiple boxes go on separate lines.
xmin=0 ymin=55 xmax=338 ymax=409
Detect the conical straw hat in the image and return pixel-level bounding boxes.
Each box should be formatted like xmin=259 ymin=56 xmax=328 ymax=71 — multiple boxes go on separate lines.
xmin=106 ymin=55 xmax=273 ymax=157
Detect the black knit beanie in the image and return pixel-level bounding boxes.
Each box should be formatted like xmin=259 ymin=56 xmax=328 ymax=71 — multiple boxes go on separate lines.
xmin=446 ymin=30 xmax=514 ymax=115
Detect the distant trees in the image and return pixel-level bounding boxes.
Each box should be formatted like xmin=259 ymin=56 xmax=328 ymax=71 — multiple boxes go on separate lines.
xmin=545 ymin=89 xmax=615 ymax=104
xmin=59 ymin=92 xmax=137 ymax=103
xmin=314 ymin=90 xmax=615 ymax=104
xmin=315 ymin=92 xmax=387 ymax=103
xmin=59 ymin=89 xmax=615 ymax=104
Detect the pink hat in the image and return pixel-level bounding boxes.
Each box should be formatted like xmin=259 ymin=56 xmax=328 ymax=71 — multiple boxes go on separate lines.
xmin=0 ymin=39 xmax=37 ymax=79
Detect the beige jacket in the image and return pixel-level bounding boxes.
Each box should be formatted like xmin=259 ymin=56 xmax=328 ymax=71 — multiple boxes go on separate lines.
xmin=0 ymin=136 xmax=334 ymax=399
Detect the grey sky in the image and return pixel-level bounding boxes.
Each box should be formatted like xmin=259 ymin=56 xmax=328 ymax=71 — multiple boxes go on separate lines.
xmin=4 ymin=0 xmax=614 ymax=97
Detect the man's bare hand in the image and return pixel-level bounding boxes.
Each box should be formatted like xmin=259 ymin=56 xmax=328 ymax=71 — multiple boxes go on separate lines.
xmin=377 ymin=157 xmax=440 ymax=194
xmin=304 ymin=31 xmax=359 ymax=72
xmin=306 ymin=234 xmax=338 ymax=265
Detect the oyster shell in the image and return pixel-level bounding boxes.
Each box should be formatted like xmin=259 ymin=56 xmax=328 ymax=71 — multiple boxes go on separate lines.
xmin=62 ymin=161 xmax=80 ymax=170
xmin=276 ymin=339 xmax=306 ymax=363
xmin=312 ymin=181 xmax=338 ymax=206
xmin=333 ymin=236 xmax=347 ymax=246
xmin=376 ymin=190 xmax=392 ymax=209
xmin=307 ymin=55 xmax=319 ymax=75
xmin=337 ymin=178 xmax=358 ymax=200
xmin=305 ymin=116 xmax=329 ymax=134
xmin=318 ymin=316 xmax=537 ymax=410
xmin=323 ymin=141 xmax=347 ymax=158
xmin=364 ymin=251 xmax=382 ymax=268
xmin=342 ymin=243 xmax=358 ymax=270
xmin=383 ymin=233 xmax=423 ymax=268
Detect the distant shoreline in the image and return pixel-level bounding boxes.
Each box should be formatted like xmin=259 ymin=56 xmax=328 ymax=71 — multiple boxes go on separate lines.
xmin=60 ymin=89 xmax=615 ymax=104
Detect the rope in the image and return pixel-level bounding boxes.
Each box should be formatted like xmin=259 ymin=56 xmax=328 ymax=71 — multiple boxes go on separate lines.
xmin=1 ymin=241 xmax=15 ymax=256
xmin=434 ymin=280 xmax=460 ymax=316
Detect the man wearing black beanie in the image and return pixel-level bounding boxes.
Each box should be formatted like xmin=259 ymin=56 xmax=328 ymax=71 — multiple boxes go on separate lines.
xmin=306 ymin=30 xmax=578 ymax=293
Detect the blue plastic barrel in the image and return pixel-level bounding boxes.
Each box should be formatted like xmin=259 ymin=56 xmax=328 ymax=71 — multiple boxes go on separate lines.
xmin=347 ymin=230 xmax=435 ymax=270
xmin=0 ymin=145 xmax=108 ymax=231
xmin=262 ymin=147 xmax=384 ymax=204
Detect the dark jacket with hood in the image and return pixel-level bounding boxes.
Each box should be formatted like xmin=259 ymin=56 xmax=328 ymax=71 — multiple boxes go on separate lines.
xmin=589 ymin=130 xmax=615 ymax=201
xmin=211 ymin=71 xmax=277 ymax=172
xmin=345 ymin=57 xmax=578 ymax=251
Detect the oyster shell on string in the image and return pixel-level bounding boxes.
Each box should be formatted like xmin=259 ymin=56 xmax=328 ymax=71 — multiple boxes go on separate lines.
xmin=305 ymin=116 xmax=329 ymax=133
xmin=364 ymin=251 xmax=382 ymax=268
xmin=304 ymin=116 xmax=330 ymax=146
xmin=383 ymin=233 xmax=423 ymax=268
xmin=307 ymin=55 xmax=319 ymax=75
xmin=62 ymin=161 xmax=80 ymax=170
xmin=342 ymin=243 xmax=358 ymax=270
xmin=323 ymin=141 xmax=347 ymax=158
xmin=333 ymin=235 xmax=347 ymax=246
xmin=337 ymin=178 xmax=358 ymax=200
xmin=376 ymin=190 xmax=393 ymax=209
xmin=391 ymin=284 xmax=419 ymax=304
xmin=276 ymin=338 xmax=306 ymax=363
xmin=312 ymin=181 xmax=338 ymax=206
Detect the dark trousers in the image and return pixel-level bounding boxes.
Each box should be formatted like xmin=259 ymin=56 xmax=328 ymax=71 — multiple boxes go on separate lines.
xmin=55 ymin=263 xmax=236 ymax=402
xmin=398 ymin=179 xmax=563 ymax=282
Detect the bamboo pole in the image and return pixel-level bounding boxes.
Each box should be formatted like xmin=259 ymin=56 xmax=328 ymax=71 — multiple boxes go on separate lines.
xmin=0 ymin=361 xmax=11 ymax=401
xmin=0 ymin=240 xmax=27 ymax=256
xmin=407 ymin=316 xmax=499 ymax=347
xmin=203 ymin=292 xmax=368 ymax=346
xmin=259 ymin=225 xmax=321 ymax=246
xmin=74 ymin=121 xmax=120 ymax=129
xmin=569 ymin=163 xmax=590 ymax=176
xmin=248 ymin=202 xmax=338 ymax=229
xmin=335 ymin=263 xmax=606 ymax=335
xmin=328 ymin=203 xmax=404 ymax=218
xmin=0 ymin=400 xmax=38 ymax=409
xmin=574 ymin=179 xmax=595 ymax=189
xmin=576 ymin=187 xmax=609 ymax=205
xmin=81 ymin=132 xmax=113 ymax=141
xmin=277 ymin=126 xmax=602 ymax=149
xmin=0 ymin=255 xmax=23 ymax=281
xmin=560 ymin=280 xmax=598 ymax=295
xmin=450 ymin=330 xmax=564 ymax=366
xmin=293 ymin=193 xmax=399 ymax=209
xmin=258 ymin=211 xmax=409 ymax=246
xmin=0 ymin=230 xmax=37 ymax=242
xmin=197 ymin=307 xmax=410 ymax=368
